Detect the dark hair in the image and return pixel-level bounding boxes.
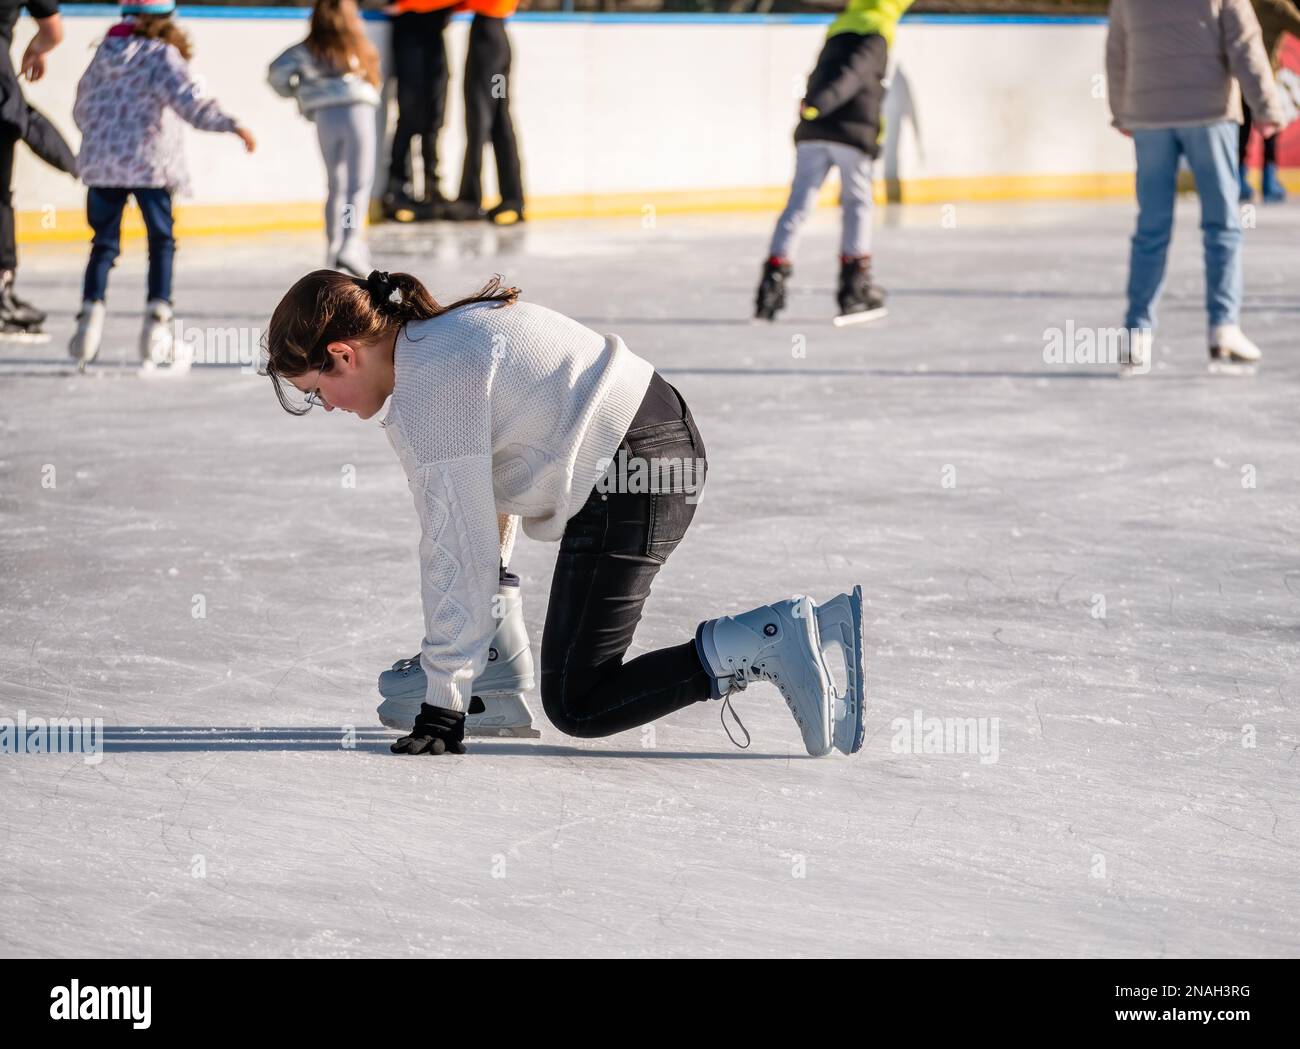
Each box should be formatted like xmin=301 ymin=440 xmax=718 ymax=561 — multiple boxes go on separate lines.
xmin=263 ymin=269 xmax=519 ymax=416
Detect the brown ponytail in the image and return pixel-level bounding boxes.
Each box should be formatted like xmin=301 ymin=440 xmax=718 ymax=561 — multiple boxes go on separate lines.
xmin=263 ymin=269 xmax=519 ymax=416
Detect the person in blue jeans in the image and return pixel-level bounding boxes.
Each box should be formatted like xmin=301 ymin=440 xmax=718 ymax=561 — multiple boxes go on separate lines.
xmin=1106 ymin=0 xmax=1284 ymax=375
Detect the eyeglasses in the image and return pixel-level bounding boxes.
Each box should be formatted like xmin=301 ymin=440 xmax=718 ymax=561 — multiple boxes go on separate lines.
xmin=301 ymin=360 xmax=329 ymax=411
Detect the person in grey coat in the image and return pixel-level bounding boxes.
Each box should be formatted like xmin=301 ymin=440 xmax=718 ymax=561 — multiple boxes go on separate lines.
xmin=269 ymin=0 xmax=382 ymax=277
xmin=1107 ymin=0 xmax=1284 ymax=375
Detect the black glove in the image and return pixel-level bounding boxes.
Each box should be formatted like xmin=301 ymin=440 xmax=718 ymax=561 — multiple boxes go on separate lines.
xmin=391 ymin=703 xmax=468 ymax=755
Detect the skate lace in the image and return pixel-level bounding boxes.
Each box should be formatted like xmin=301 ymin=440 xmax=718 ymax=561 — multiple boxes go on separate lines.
xmin=394 ymin=656 xmax=420 ymax=673
xmin=719 ymin=660 xmax=765 ymax=749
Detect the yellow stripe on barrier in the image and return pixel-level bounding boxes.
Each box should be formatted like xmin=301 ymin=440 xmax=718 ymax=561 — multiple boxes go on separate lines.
xmin=18 ymin=169 xmax=1297 ymax=244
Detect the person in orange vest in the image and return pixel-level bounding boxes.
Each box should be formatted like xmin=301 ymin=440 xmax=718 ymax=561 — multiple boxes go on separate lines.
xmin=444 ymin=0 xmax=524 ymax=225
xmin=382 ymin=0 xmax=458 ymax=222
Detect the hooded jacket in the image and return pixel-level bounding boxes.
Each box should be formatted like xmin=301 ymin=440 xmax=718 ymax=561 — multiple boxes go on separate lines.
xmin=73 ymin=25 xmax=237 ymax=194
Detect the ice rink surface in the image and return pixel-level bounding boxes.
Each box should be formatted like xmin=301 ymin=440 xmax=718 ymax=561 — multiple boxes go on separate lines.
xmin=1 ymin=200 xmax=1297 ymax=957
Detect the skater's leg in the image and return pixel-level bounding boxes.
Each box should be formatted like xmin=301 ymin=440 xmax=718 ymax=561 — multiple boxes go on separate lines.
xmin=420 ymin=9 xmax=452 ymax=201
xmin=479 ymin=17 xmax=523 ymax=210
xmin=83 ymin=187 xmax=128 ymax=303
xmin=457 ymin=15 xmax=494 ymax=208
xmin=1178 ymin=121 xmax=1241 ymax=328
xmin=315 ymin=106 xmax=349 ymax=263
xmin=0 ymin=128 xmax=16 ymax=274
xmin=767 ymin=141 xmax=834 ymax=260
xmin=1124 ymin=128 xmax=1180 ymax=332
xmin=339 ymin=103 xmax=377 ymax=268
xmin=830 ymin=142 xmax=874 ymax=258
xmin=135 ymin=189 xmax=175 ymax=305
xmin=540 ymin=374 xmax=712 ymax=738
xmin=388 ymin=13 xmax=425 ymax=193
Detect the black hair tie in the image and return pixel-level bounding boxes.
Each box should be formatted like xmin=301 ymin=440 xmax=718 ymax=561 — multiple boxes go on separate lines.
xmin=366 ymin=269 xmax=396 ymax=306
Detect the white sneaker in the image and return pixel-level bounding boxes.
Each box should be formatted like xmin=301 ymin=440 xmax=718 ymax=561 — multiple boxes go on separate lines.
xmin=139 ymin=299 xmax=175 ymax=366
xmin=69 ymin=300 xmax=106 ymax=372
xmin=1119 ymin=327 xmax=1152 ymax=378
xmin=1208 ymin=324 xmax=1260 ymax=375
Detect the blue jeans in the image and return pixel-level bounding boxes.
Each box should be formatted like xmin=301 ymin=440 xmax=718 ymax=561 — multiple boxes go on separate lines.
xmin=1125 ymin=121 xmax=1241 ymax=331
xmin=82 ymin=187 xmax=174 ymax=303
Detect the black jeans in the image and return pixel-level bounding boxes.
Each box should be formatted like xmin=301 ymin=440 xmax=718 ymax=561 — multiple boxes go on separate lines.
xmin=388 ymin=10 xmax=453 ymax=194
xmin=82 ymin=188 xmax=175 ymax=303
xmin=457 ymin=14 xmax=523 ymax=207
xmin=540 ymin=373 xmax=713 ymax=738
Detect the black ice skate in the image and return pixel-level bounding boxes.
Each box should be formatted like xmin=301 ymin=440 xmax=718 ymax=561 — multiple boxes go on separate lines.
xmin=381 ymin=178 xmax=439 ymax=223
xmin=833 ymin=255 xmax=887 ymax=327
xmin=754 ymin=257 xmax=792 ymax=321
xmin=0 ymin=269 xmax=50 ymax=343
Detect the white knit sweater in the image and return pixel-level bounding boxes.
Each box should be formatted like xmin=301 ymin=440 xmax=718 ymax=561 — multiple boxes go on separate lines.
xmin=380 ymin=300 xmax=655 ymax=712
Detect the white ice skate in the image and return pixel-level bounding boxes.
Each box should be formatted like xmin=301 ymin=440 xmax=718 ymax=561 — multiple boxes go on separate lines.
xmin=1207 ymin=324 xmax=1260 ymax=376
xmin=376 ymin=573 xmax=539 ymax=737
xmin=139 ymin=299 xmax=175 ymax=369
xmin=1118 ymin=327 xmax=1152 ymax=379
xmin=695 ymin=586 xmax=866 ymax=757
xmin=69 ymin=300 xmax=106 ymax=373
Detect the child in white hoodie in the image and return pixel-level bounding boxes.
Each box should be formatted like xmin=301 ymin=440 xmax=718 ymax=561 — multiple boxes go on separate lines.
xmin=69 ymin=0 xmax=255 ymax=371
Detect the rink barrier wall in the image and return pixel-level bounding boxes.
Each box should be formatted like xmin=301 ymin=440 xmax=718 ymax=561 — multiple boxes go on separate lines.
xmin=15 ymin=9 xmax=1298 ymax=243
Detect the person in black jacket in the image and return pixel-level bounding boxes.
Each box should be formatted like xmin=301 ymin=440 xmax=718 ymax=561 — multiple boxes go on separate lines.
xmin=756 ymin=0 xmax=913 ymax=325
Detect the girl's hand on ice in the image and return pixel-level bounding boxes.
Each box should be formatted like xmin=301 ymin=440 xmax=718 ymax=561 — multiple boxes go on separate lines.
xmin=235 ymin=126 xmax=257 ymax=153
xmin=391 ymin=703 xmax=468 ymax=756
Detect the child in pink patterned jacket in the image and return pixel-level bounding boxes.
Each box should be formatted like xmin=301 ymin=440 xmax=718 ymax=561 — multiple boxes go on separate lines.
xmin=68 ymin=0 xmax=256 ymax=371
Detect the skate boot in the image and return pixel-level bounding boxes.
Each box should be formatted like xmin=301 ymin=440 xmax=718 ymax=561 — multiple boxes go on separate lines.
xmin=1118 ymin=326 xmax=1152 ymax=378
xmin=1262 ymin=163 xmax=1287 ymax=204
xmin=69 ymin=300 xmax=106 ymax=372
xmin=754 ymin=257 xmax=791 ymax=321
xmin=486 ymin=200 xmax=525 ymax=226
xmin=1238 ymin=168 xmax=1254 ymax=202
xmin=0 ymin=269 xmax=50 ymax=343
xmin=381 ymin=176 xmax=422 ymax=224
xmin=139 ymin=299 xmax=175 ymax=367
xmin=376 ymin=570 xmax=539 ymax=737
xmin=695 ymin=586 xmax=866 ymax=757
xmin=1208 ymin=324 xmax=1261 ymax=376
xmin=833 ymin=255 xmax=887 ymax=327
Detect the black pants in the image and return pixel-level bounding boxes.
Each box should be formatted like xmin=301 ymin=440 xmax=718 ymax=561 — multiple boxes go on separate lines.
xmin=0 ymin=63 xmax=77 ymax=271
xmin=457 ymin=14 xmax=523 ymax=207
xmin=540 ymin=373 xmax=713 ymax=738
xmin=1239 ymin=102 xmax=1277 ymax=168
xmin=388 ymin=10 xmax=452 ymax=195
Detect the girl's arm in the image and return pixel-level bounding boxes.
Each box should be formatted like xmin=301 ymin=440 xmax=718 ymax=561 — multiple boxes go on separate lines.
xmin=153 ymin=44 xmax=241 ymax=134
xmin=402 ymin=451 xmax=504 ymax=714
xmin=266 ymin=45 xmax=303 ymax=100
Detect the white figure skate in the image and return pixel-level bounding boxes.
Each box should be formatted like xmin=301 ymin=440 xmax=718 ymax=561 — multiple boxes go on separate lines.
xmin=376 ymin=572 xmax=539 ymax=737
xmin=1118 ymin=327 xmax=1152 ymax=379
xmin=1207 ymin=324 xmax=1260 ymax=376
xmin=69 ymin=300 xmax=106 ymax=373
xmin=695 ymin=586 xmax=866 ymax=757
xmin=139 ymin=299 xmax=175 ymax=369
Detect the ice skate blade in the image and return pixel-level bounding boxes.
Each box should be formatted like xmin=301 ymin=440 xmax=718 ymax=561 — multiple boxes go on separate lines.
xmin=465 ymin=723 xmax=541 ymax=739
xmin=832 ymin=307 xmax=888 ymax=328
xmin=0 ymin=330 xmax=51 ymax=344
xmin=814 ymin=585 xmax=866 ymax=755
xmin=1207 ymin=360 xmax=1257 ymax=377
